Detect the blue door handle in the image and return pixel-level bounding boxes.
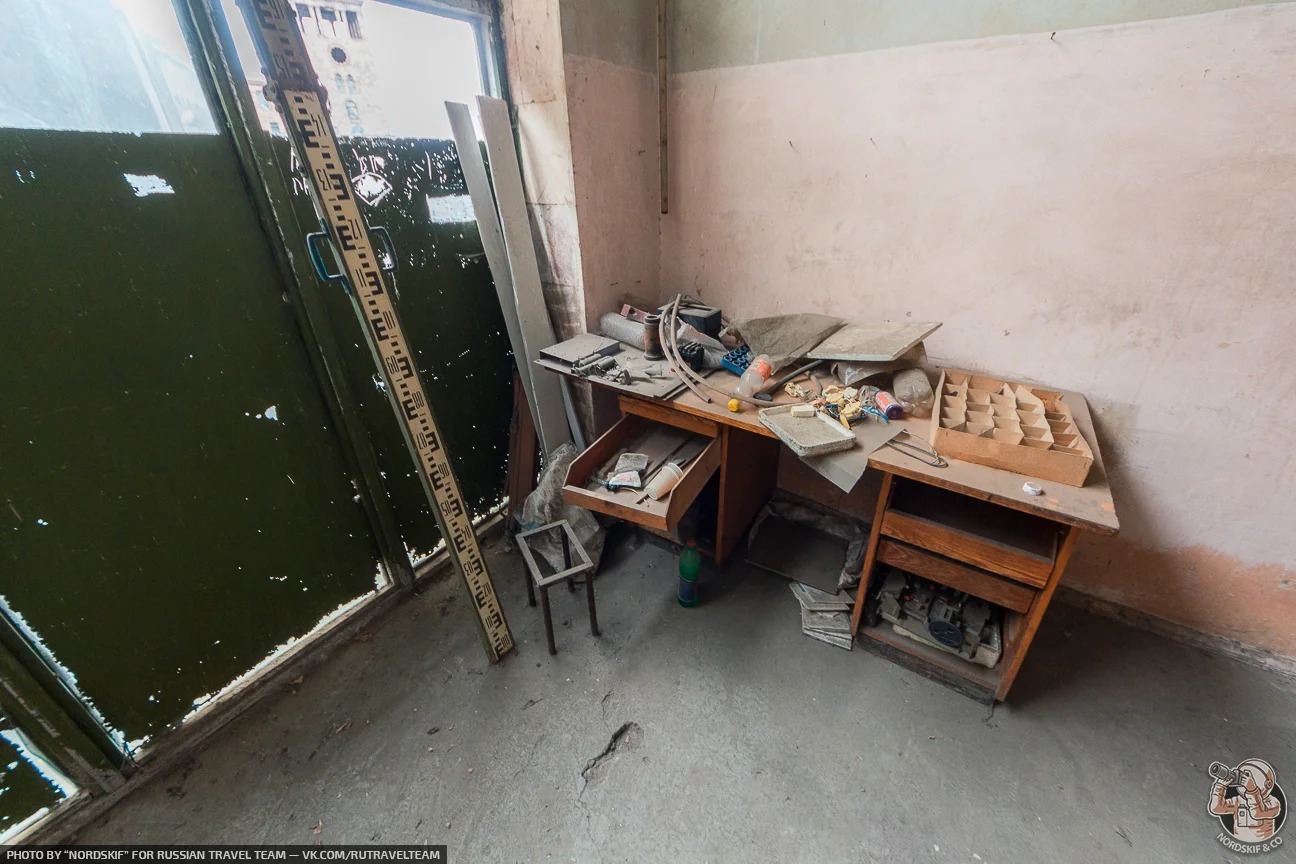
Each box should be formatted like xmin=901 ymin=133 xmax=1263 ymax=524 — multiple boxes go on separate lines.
xmin=305 ymin=226 xmax=396 ymax=292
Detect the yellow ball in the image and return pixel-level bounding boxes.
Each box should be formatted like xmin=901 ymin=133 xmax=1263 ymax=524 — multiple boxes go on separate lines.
xmin=727 ymin=398 xmax=741 ymax=412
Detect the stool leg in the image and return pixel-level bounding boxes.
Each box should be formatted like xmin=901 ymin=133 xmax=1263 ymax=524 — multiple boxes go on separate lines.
xmin=562 ymin=530 xmax=576 ymax=592
xmin=586 ymin=573 xmax=600 ymax=637
xmin=540 ymin=586 xmax=557 ymax=655
xmin=525 ymin=569 xmax=536 ymax=607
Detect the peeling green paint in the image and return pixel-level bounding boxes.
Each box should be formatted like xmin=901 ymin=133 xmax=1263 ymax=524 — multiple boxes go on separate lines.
xmin=0 ymin=129 xmax=383 ymax=743
xmin=267 ymin=136 xmax=514 ymax=561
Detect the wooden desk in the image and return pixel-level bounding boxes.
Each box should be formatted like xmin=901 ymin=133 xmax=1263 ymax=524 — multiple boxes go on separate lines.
xmin=849 ymin=390 xmax=1117 ymax=702
xmin=542 ymin=360 xmax=1119 ymax=701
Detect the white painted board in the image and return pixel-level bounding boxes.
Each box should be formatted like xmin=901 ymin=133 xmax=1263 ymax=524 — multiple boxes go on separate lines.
xmin=807 ymin=321 xmax=942 ymax=362
xmin=445 ymin=102 xmax=549 ymax=448
xmin=474 ymin=96 xmax=572 ymax=456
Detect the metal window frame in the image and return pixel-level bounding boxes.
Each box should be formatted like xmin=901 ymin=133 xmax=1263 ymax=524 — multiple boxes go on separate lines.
xmin=366 ymin=0 xmax=503 ymax=97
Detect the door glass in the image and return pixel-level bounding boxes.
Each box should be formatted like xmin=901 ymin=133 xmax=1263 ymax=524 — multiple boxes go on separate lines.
xmin=228 ymin=1 xmax=483 ymax=139
xmin=0 ymin=0 xmax=384 ymax=774
xmin=0 ymin=0 xmax=216 ymax=133
xmin=223 ymin=1 xmax=515 ymax=563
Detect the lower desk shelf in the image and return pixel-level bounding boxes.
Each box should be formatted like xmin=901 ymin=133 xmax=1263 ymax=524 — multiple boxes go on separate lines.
xmin=855 ymin=472 xmax=1074 ymax=702
xmin=856 ymin=620 xmax=1004 ymax=703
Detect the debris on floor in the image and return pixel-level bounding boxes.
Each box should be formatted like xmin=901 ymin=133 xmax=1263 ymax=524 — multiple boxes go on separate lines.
xmin=790 ymin=581 xmax=855 ymax=650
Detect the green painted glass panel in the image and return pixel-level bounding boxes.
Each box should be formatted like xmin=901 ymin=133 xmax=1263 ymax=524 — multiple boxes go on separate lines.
xmin=0 ymin=129 xmax=382 ymax=744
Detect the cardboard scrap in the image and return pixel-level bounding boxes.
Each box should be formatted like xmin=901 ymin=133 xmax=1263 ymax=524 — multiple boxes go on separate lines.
xmin=730 ymin=313 xmax=844 ymax=369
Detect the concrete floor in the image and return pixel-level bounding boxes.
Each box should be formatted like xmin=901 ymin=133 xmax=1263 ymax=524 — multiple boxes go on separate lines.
xmin=80 ymin=531 xmax=1295 ymax=862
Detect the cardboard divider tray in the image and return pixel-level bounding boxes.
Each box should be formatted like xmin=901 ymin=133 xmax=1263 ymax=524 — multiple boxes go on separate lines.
xmin=930 ymin=369 xmax=1094 ymax=486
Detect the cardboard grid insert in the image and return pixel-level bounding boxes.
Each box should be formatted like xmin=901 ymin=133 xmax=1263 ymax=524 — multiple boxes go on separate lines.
xmin=930 ymin=370 xmax=1094 ymax=486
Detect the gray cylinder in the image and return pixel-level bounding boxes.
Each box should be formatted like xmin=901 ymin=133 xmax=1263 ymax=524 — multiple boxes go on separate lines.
xmin=599 ymin=313 xmax=646 ymax=348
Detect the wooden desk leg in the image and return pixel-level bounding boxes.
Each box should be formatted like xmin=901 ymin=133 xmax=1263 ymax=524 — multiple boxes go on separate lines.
xmin=850 ymin=471 xmax=896 ymax=635
xmin=714 ymin=426 xmax=780 ymax=566
xmin=995 ymin=525 xmax=1080 ymax=701
xmin=505 ymin=372 xmax=539 ymax=529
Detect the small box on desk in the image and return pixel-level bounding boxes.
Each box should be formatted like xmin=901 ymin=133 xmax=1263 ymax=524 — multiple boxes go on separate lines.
xmin=929 ymin=369 xmax=1094 ymax=487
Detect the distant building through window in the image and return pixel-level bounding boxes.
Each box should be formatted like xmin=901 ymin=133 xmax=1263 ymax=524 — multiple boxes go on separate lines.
xmin=319 ymin=6 xmax=338 ymax=37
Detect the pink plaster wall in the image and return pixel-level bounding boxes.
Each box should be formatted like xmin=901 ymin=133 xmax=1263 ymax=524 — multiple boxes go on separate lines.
xmin=501 ymin=0 xmax=587 ymax=341
xmin=566 ymin=54 xmax=662 ymax=328
xmin=661 ymin=6 xmax=1296 ymax=658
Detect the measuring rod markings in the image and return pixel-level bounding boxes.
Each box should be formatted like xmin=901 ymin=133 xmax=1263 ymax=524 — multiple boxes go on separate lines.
xmin=239 ymin=0 xmax=512 ymax=660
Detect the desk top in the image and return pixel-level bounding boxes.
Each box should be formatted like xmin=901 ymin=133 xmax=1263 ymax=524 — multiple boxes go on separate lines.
xmin=543 ymin=360 xmax=1120 ymax=536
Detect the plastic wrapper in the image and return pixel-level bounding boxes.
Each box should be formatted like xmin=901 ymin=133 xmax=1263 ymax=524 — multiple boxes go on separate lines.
xmin=519 ymin=443 xmax=605 ymax=571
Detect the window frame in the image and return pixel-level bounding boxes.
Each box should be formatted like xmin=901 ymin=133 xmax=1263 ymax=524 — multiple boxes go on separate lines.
xmin=368 ymin=0 xmax=501 ymax=98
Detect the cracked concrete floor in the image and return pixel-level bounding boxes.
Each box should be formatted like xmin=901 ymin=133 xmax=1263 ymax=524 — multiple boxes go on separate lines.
xmin=80 ymin=532 xmax=1296 ymax=862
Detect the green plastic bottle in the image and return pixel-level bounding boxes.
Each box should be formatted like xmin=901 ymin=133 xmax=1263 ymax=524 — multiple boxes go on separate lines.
xmin=677 ymin=541 xmax=701 ymax=607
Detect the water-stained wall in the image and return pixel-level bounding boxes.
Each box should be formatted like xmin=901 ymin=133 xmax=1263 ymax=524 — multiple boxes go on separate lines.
xmin=561 ymin=0 xmax=662 ymax=322
xmin=660 ymin=2 xmax=1296 ymax=661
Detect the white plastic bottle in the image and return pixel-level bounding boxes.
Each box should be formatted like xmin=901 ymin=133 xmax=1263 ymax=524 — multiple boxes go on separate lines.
xmin=892 ymin=368 xmax=935 ymax=418
xmin=733 ymin=354 xmax=773 ymax=399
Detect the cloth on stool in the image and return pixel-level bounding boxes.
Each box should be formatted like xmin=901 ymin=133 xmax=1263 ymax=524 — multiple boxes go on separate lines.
xmin=519 ymin=443 xmax=605 ymax=573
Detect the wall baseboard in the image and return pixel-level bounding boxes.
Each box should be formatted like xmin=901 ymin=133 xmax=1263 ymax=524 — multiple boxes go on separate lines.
xmin=1056 ymin=586 xmax=1296 ymax=680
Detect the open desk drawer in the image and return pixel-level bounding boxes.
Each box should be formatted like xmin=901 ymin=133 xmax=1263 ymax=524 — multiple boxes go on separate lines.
xmin=562 ymin=414 xmax=721 ymax=532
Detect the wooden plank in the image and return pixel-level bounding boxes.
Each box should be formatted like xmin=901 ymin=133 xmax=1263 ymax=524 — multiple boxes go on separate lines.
xmin=849 ymin=471 xmax=895 ymax=634
xmin=876 ymin=539 xmax=1035 ymax=614
xmin=476 ymin=96 xmax=572 ymax=457
xmin=505 ymin=372 xmax=539 ymax=520
xmin=995 ymin=524 xmax=1081 ymax=701
xmin=716 ymin=426 xmax=780 ymax=565
xmin=807 ymin=321 xmax=942 ymax=362
xmin=619 ymin=395 xmax=719 ymax=438
xmin=881 ymin=510 xmax=1052 ymax=588
xmin=239 ymin=1 xmax=511 ymax=662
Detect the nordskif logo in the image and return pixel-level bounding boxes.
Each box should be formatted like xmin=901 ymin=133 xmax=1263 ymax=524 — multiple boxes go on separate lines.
xmin=1208 ymin=758 xmax=1286 ymax=853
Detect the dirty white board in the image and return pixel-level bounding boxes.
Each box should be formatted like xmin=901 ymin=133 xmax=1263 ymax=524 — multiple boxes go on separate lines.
xmin=475 ymin=96 xmax=572 ymax=457
xmin=807 ymin=321 xmax=942 ymax=362
xmin=446 ymin=101 xmax=555 ymax=455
